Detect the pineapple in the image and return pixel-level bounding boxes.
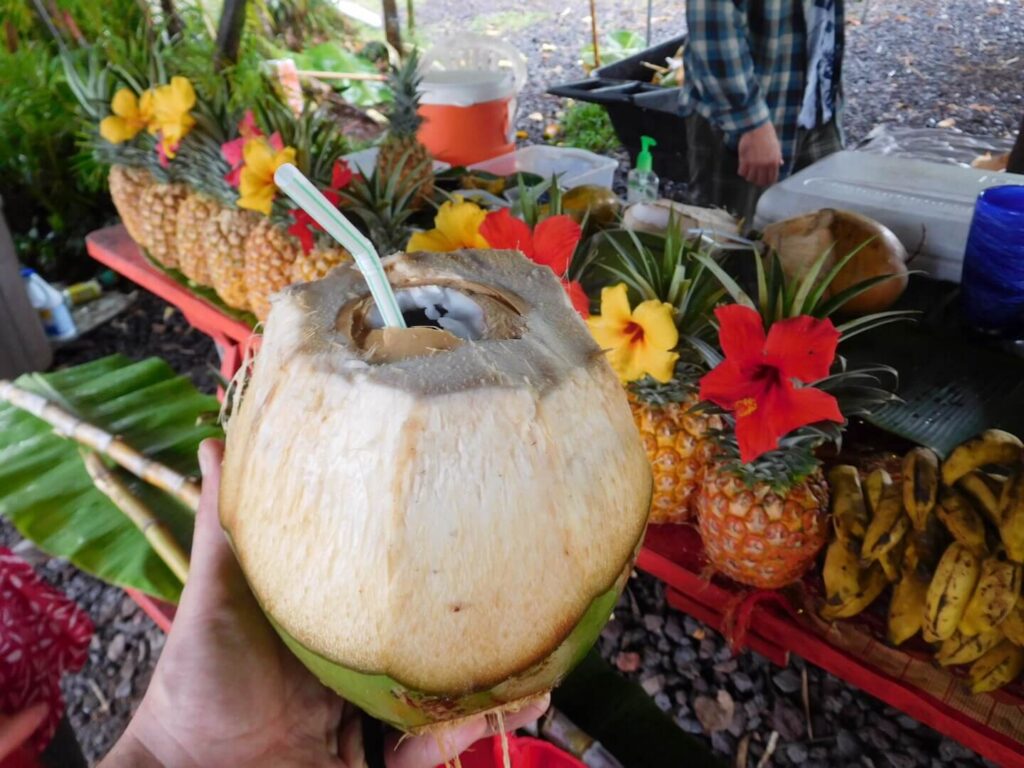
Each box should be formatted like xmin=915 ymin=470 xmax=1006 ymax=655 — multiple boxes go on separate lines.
xmin=691 ymin=248 xmax=908 ymax=588
xmin=207 ymin=208 xmax=259 ymax=311
xmin=696 ymin=442 xmax=831 ymax=588
xmin=138 ymin=181 xmax=191 ymax=269
xmin=175 ymin=192 xmax=222 ymax=284
xmin=583 ymin=227 xmax=724 ymax=523
xmin=108 ymin=165 xmax=155 ymax=246
xmin=244 ymin=220 xmax=305 ymax=320
xmin=376 ymin=51 xmax=434 ymax=208
xmin=291 ymin=246 xmax=351 ymax=284
xmin=337 ymin=162 xmax=424 ymax=256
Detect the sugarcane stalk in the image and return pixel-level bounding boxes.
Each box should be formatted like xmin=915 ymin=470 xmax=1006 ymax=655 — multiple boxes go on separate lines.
xmin=294 ymin=69 xmax=388 ymax=82
xmin=0 ymin=380 xmax=201 ymax=511
xmin=588 ymin=0 xmax=600 ymax=68
xmin=83 ymin=451 xmax=190 ymax=583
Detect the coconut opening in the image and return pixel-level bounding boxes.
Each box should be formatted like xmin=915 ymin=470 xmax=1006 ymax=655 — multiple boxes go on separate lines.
xmin=367 ymin=286 xmax=487 ymax=340
xmin=336 ymin=282 xmax=525 ymax=364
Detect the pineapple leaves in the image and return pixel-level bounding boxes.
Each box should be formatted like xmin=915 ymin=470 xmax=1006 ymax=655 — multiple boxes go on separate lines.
xmin=694 ymin=252 xmax=755 ymax=310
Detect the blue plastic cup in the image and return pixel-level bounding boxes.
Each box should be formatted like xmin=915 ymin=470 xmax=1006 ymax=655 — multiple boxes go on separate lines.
xmin=961 ymin=185 xmax=1024 ymax=337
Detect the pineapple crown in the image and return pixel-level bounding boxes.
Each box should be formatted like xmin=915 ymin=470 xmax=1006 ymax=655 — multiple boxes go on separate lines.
xmin=386 ymin=50 xmax=424 ymax=139
xmin=336 ymin=149 xmax=430 ymax=253
xmin=692 ymin=245 xmax=912 ymax=490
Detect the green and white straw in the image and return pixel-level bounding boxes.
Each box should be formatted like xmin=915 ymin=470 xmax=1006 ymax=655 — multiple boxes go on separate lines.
xmin=273 ymin=163 xmax=406 ymax=328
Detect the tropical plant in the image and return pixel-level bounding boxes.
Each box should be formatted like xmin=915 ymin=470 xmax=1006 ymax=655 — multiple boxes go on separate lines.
xmin=0 ymin=356 xmax=221 ymax=603
xmin=561 ymin=102 xmax=620 ymax=154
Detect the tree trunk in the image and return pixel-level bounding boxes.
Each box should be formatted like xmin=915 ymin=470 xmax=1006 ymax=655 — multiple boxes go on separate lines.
xmin=215 ymin=0 xmax=247 ymax=68
xmin=1008 ymin=114 xmax=1024 ymax=175
xmin=382 ymin=0 xmax=402 ymax=51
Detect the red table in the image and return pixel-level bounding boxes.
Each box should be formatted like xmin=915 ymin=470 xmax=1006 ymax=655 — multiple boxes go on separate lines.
xmin=88 ymin=225 xmax=1024 ymax=768
xmin=86 ymin=226 xmax=258 ymax=396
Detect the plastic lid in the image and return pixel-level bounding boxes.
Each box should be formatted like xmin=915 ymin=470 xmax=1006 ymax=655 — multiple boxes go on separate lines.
xmin=637 ymin=136 xmax=657 ymax=172
xmin=419 ymin=70 xmax=515 ymax=107
xmin=20 ymin=267 xmax=34 ymax=277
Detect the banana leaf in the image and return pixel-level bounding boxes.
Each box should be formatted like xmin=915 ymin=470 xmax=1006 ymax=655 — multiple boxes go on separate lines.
xmin=0 ymin=355 xmax=221 ymax=602
xmin=843 ymin=278 xmax=1024 ymax=456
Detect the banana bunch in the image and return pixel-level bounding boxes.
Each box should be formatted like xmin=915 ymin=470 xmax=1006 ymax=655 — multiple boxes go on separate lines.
xmin=819 ymin=429 xmax=1024 ymax=694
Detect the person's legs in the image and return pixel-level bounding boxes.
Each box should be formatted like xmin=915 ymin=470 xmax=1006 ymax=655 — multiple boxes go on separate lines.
xmin=791 ymin=119 xmax=843 ymax=174
xmin=684 ymin=112 xmax=762 ymax=223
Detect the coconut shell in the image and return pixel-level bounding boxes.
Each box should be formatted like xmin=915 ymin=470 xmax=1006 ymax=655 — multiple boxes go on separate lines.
xmin=762 ymin=208 xmax=909 ymax=316
xmin=623 ymin=199 xmax=740 ymax=240
xmin=220 ymin=249 xmax=651 ymax=729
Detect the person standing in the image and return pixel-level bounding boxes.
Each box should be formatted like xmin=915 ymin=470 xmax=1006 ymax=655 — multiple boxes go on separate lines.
xmin=680 ymin=0 xmax=845 ymax=223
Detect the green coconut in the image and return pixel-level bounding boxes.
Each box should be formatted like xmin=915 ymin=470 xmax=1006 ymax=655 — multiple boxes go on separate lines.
xmin=220 ymin=248 xmax=651 ymax=731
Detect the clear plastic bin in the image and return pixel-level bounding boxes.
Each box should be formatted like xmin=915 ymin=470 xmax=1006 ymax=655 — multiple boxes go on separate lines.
xmin=468 ymin=145 xmax=618 ymax=190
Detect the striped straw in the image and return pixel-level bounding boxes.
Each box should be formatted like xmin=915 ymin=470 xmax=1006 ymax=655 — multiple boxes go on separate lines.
xmin=273 ymin=163 xmax=406 ymax=328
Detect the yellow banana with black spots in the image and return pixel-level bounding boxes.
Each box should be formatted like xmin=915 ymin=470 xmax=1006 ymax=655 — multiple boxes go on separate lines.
xmin=958 ymin=471 xmax=1005 ymax=528
xmin=999 ymin=603 xmax=1024 ymax=645
xmin=861 ymin=480 xmax=909 ymax=564
xmin=959 ymin=555 xmax=1021 ymax=636
xmin=923 ymin=543 xmax=981 ymax=642
xmin=936 ymin=488 xmax=989 ymax=557
xmin=821 ymin=563 xmax=888 ymax=621
xmin=942 ymin=429 xmax=1022 ymax=487
xmin=936 ymin=627 xmax=1005 ymax=666
xmin=999 ymin=469 xmax=1024 ymax=563
xmin=864 ymin=469 xmax=890 ymax=520
xmin=968 ymin=640 xmax=1024 ymax=693
xmin=829 ymin=465 xmax=869 ymax=542
xmin=903 ymin=447 xmax=939 ymax=531
xmin=887 ymin=561 xmax=929 ymax=646
xmin=822 ymin=537 xmax=864 ymax=604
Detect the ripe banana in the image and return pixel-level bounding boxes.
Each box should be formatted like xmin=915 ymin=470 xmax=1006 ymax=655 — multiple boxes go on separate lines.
xmin=878 ymin=536 xmax=906 ymax=582
xmin=968 ymin=640 xmax=1024 ymax=694
xmin=822 ymin=537 xmax=864 ymax=603
xmin=958 ymin=556 xmax=1021 ymax=636
xmin=864 ymin=469 xmax=891 ymax=519
xmin=821 ymin=563 xmax=888 ymax=621
xmin=1000 ymin=603 xmax=1024 ymax=645
xmin=936 ymin=627 xmax=1005 ymax=666
xmin=936 ymin=489 xmax=989 ymax=557
xmin=829 ymin=465 xmax=869 ymax=542
xmin=862 ymin=480 xmax=909 ymax=564
xmin=999 ymin=469 xmax=1024 ymax=563
xmin=923 ymin=543 xmax=981 ymax=642
xmin=958 ymin=471 xmax=1005 ymax=528
xmin=903 ymin=447 xmax=939 ymax=531
xmin=942 ymin=429 xmax=1023 ymax=487
xmin=906 ymin=513 xmax=948 ymax=577
xmin=888 ymin=565 xmax=929 ymax=646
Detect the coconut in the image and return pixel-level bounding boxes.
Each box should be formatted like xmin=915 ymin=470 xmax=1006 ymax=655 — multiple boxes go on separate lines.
xmin=622 ymin=199 xmax=740 ymax=240
xmin=761 ymin=209 xmax=909 ymax=315
xmin=220 ymin=248 xmax=651 ymax=732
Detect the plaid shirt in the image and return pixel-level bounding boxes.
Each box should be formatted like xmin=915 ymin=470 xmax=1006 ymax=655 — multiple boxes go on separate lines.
xmin=680 ymin=0 xmax=844 ymax=177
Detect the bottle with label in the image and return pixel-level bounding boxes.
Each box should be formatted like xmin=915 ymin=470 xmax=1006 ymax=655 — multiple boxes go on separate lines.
xmin=21 ymin=268 xmax=77 ymax=341
xmin=626 ymin=135 xmax=660 ymax=204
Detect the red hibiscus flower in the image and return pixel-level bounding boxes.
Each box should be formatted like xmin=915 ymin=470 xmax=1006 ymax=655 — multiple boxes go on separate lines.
xmin=221 ymin=112 xmax=276 ymax=188
xmin=480 ymin=208 xmax=589 ymax=317
xmin=699 ymin=304 xmax=843 ymax=463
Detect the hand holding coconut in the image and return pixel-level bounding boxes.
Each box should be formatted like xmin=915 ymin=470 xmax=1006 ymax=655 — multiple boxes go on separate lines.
xmin=100 ymin=440 xmax=549 ymax=768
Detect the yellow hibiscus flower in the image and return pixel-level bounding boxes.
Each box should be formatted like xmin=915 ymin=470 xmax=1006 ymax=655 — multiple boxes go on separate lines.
xmin=150 ymin=76 xmax=197 ymax=159
xmin=407 ymin=199 xmax=489 ymax=252
xmin=237 ymin=137 xmax=297 ymax=215
xmin=99 ymin=88 xmax=153 ymax=144
xmin=586 ymin=283 xmax=679 ymax=383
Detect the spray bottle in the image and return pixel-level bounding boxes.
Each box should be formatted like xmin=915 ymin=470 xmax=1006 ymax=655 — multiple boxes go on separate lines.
xmin=626 ymin=135 xmax=659 ymax=204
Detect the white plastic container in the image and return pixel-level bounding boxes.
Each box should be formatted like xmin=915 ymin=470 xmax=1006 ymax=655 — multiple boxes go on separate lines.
xmin=21 ymin=268 xmax=76 ymax=341
xmin=469 ymin=145 xmax=619 ymax=190
xmin=754 ymin=151 xmax=1024 ymax=283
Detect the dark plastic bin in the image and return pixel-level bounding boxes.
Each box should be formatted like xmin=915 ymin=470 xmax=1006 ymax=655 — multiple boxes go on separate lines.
xmin=548 ymin=35 xmax=687 ymax=180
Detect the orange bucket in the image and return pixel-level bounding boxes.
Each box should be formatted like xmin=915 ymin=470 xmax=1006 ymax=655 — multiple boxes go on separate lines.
xmin=416 ymin=71 xmax=516 ymax=167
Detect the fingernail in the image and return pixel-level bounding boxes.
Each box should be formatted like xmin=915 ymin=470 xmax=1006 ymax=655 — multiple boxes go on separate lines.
xmin=198 ymin=439 xmax=216 ymax=477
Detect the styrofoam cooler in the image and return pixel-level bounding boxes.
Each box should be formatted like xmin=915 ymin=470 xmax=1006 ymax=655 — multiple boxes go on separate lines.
xmin=753 ymin=151 xmax=1024 ymax=283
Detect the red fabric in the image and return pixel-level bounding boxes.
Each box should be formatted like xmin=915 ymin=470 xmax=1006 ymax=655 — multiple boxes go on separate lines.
xmin=700 ymin=305 xmax=842 ymax=462
xmin=720 ymin=589 xmax=798 ymax=654
xmin=0 ymin=549 xmax=93 ymax=754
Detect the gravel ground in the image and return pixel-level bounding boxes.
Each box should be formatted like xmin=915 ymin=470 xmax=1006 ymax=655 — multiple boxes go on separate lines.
xmin=5 ymin=1 xmax=1023 ymax=764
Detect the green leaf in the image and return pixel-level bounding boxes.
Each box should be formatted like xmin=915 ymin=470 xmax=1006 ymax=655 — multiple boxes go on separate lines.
xmin=695 ymin=252 xmax=755 ymax=309
xmin=0 ymin=356 xmax=221 ymax=602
